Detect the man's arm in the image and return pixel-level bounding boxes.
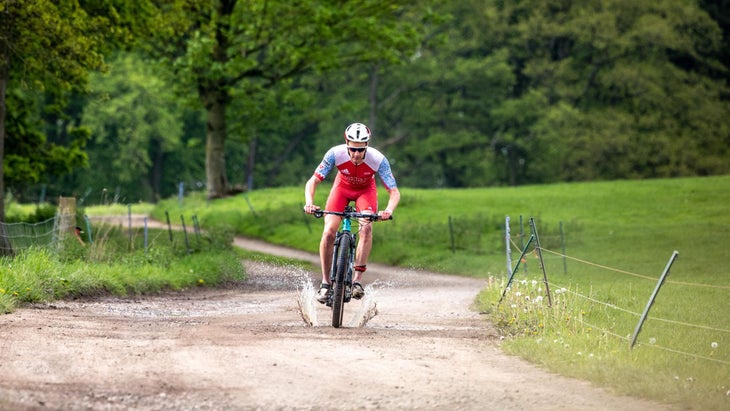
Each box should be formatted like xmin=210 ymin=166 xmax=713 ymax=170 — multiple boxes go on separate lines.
xmin=380 ymin=186 xmax=400 ymax=220
xmin=376 ymin=156 xmax=399 ymax=219
xmin=304 ymin=175 xmax=322 ymax=213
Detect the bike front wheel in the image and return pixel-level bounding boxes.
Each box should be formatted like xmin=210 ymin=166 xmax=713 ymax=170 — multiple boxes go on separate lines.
xmin=331 ymin=234 xmax=351 ymax=328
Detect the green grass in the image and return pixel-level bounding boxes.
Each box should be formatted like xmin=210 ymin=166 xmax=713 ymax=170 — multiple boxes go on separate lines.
xmin=3 ymin=176 xmax=726 ymax=408
xmin=0 ymin=223 xmax=246 ymax=314
xmin=83 ymin=202 xmax=156 ymax=216
xmin=153 ymin=176 xmax=728 ymax=279
xmin=151 ymin=175 xmax=730 ymax=410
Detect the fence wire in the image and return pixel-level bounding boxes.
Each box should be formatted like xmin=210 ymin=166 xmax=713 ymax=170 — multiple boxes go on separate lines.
xmin=503 ymin=235 xmax=730 ymax=367
xmin=0 ymin=217 xmax=59 ymax=253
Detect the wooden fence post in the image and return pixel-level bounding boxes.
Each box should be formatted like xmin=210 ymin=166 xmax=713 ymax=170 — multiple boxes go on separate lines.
xmin=58 ymin=197 xmax=77 ymax=238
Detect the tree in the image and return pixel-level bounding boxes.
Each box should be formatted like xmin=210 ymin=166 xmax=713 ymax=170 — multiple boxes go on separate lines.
xmin=0 ymin=0 xmax=124 ymax=255
xmin=78 ymin=52 xmax=198 ymax=202
xmin=358 ymin=0 xmax=729 ymax=185
xmin=517 ymin=0 xmax=729 ymax=181
xmin=140 ymin=0 xmax=435 ymax=199
xmin=3 ymin=89 xmax=90 ymax=200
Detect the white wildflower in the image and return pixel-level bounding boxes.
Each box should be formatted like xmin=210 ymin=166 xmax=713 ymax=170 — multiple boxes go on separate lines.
xmin=711 ymin=342 xmax=718 ymax=349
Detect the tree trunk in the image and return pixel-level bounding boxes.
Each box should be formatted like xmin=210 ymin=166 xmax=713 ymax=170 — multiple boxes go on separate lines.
xmin=0 ymin=43 xmax=7 ymax=223
xmin=0 ymin=62 xmax=13 ymax=255
xmin=369 ymin=64 xmax=379 ymax=132
xmin=203 ymin=89 xmax=230 ymax=199
xmin=150 ymin=136 xmax=163 ymax=202
xmin=245 ymin=136 xmax=256 ymax=190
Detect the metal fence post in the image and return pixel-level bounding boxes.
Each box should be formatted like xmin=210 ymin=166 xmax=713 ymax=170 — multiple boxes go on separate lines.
xmin=498 ymin=235 xmax=534 ymax=306
xmin=630 ymin=251 xmax=680 ymax=348
xmin=505 ymin=216 xmax=512 ymax=276
xmin=560 ymin=221 xmax=567 ymax=274
xmin=449 ymin=216 xmax=455 ymax=254
xmin=529 ymin=218 xmax=552 ymax=307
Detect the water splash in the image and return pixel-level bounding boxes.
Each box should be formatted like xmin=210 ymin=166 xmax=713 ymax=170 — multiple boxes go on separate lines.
xmin=348 ymin=283 xmax=379 ymax=327
xmin=297 ymin=279 xmax=385 ymax=328
xmin=296 ymin=278 xmax=319 ymax=326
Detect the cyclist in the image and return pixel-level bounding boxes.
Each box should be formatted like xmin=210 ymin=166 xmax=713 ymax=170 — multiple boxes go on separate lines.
xmin=303 ymin=122 xmax=400 ymax=303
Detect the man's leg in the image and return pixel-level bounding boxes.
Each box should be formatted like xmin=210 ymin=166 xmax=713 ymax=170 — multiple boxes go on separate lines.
xmin=319 ymin=215 xmax=340 ymax=283
xmin=353 ymin=222 xmax=372 ymax=284
xmin=320 ymin=181 xmax=348 ymax=284
xmin=353 ymin=186 xmax=378 ymax=285
xmin=315 ymin=215 xmax=340 ymax=303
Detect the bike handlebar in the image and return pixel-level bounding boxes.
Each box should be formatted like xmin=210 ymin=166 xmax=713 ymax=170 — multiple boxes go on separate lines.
xmin=311 ymin=209 xmax=392 ymax=221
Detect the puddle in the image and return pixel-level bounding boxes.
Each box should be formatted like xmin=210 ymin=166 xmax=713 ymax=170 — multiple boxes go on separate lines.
xmin=296 ymin=280 xmax=379 ymax=328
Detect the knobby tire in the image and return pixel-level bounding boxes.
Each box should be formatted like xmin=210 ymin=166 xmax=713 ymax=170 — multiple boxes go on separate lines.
xmin=331 ymin=234 xmax=351 ymax=328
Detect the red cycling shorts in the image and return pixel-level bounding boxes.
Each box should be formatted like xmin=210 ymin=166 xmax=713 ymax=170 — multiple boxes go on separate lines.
xmin=325 ymin=176 xmax=378 ymax=214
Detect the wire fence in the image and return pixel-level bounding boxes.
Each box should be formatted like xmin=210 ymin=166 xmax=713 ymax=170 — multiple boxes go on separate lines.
xmin=0 ymin=217 xmax=60 ymax=253
xmin=0 ymin=207 xmax=203 ymax=256
xmin=4 ymin=207 xmax=727 ymax=368
xmin=502 ymin=219 xmax=730 ymax=368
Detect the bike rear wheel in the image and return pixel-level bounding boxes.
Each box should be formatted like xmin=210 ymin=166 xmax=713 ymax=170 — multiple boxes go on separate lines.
xmin=331 ymin=234 xmax=351 ymax=328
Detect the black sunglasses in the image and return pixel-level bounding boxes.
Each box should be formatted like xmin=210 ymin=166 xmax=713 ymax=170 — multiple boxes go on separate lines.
xmin=348 ymin=146 xmax=367 ymax=153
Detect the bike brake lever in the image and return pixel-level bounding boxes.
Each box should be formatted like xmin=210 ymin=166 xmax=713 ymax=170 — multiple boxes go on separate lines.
xmin=313 ymin=210 xmax=324 ymax=218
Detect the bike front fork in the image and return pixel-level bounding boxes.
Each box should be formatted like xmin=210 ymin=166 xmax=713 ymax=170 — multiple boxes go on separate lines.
xmin=331 ymin=232 xmax=355 ymax=303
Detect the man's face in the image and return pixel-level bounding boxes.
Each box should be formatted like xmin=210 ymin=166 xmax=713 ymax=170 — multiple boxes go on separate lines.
xmin=347 ymin=142 xmax=368 ymax=164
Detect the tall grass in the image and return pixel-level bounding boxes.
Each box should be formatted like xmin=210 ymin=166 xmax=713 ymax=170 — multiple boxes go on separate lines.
xmin=476 ymin=277 xmax=728 ymax=410
xmin=0 ymin=223 xmax=245 ymax=314
xmin=152 ymin=175 xmax=730 ymax=410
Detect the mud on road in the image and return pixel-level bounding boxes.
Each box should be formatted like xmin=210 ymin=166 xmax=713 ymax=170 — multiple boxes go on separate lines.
xmin=0 ymin=225 xmax=669 ymax=410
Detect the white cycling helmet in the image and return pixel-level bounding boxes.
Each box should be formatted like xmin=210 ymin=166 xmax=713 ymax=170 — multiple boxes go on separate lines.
xmin=344 ymin=123 xmax=371 ymax=143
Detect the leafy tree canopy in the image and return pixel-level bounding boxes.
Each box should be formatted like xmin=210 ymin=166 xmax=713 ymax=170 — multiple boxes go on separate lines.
xmin=0 ymin=0 xmax=137 ymax=215
xmin=137 ymin=0 xmax=439 ymax=198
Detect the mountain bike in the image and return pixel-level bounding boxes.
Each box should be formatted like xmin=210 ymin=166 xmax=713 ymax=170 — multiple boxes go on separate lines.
xmin=312 ymin=206 xmax=387 ymax=328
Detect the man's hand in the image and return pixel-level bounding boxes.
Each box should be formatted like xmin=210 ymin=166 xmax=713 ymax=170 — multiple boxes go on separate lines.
xmin=303 ymin=204 xmax=320 ymax=214
xmin=378 ymin=208 xmax=393 ymax=220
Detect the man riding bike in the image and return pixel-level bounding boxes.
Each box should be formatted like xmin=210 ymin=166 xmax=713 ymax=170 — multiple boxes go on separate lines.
xmin=303 ymin=122 xmax=400 ymax=303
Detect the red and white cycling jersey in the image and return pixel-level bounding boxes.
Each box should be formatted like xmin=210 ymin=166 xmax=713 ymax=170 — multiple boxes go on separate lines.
xmin=313 ymin=144 xmax=397 ymax=190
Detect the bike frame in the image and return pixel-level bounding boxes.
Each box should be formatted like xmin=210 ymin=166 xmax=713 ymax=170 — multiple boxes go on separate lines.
xmin=330 ymin=217 xmax=356 ymax=300
xmin=312 ymin=205 xmax=384 ymax=327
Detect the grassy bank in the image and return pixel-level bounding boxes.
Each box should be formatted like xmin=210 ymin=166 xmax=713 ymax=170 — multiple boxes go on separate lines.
xmin=151 ymin=175 xmax=729 ymax=410
xmin=0 ymin=223 xmax=245 ymax=314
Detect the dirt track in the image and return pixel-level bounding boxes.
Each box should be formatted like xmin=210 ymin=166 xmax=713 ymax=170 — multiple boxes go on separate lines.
xmin=0 ymin=217 xmax=670 ymax=410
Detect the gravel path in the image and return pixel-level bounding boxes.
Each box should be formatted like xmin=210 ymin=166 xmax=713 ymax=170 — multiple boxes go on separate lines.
xmin=0 ymin=216 xmax=670 ymax=410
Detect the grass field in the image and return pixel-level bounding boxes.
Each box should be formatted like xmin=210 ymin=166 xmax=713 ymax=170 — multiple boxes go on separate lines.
xmin=150 ymin=175 xmax=729 ymax=410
